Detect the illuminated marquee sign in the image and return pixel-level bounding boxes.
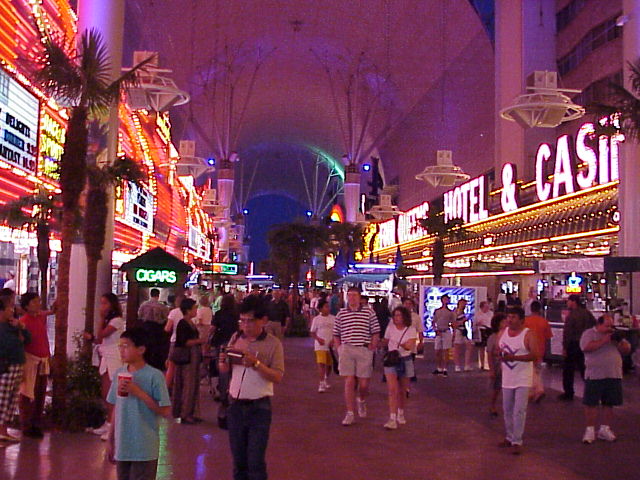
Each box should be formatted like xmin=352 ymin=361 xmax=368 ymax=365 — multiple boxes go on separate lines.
xmin=135 ymin=268 xmax=177 ymax=284
xmin=39 ymin=111 xmax=65 ymax=180
xmin=535 ymin=122 xmax=623 ymax=202
xmin=377 ymin=201 xmax=430 ymax=249
xmin=443 ymin=175 xmax=489 ymax=223
xmin=0 ymin=68 xmax=39 ymax=171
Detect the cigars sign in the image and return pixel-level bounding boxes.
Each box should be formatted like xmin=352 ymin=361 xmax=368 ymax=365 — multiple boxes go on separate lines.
xmin=374 ymin=122 xmax=622 ymax=250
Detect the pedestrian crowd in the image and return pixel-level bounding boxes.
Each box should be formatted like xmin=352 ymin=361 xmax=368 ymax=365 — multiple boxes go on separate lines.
xmin=0 ymin=282 xmax=636 ymax=479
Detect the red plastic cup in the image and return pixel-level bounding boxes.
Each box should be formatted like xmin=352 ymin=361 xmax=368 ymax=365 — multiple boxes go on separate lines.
xmin=117 ymin=371 xmax=133 ymax=397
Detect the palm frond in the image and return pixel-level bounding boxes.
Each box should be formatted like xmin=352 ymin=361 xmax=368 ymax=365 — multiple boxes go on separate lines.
xmin=105 ymin=53 xmax=157 ymax=102
xmin=104 ymin=156 xmax=146 ymax=186
xmin=0 ymin=201 xmax=32 ymax=228
xmin=36 ymin=34 xmax=83 ymax=105
xmin=628 ymin=59 xmax=640 ymax=94
xmin=79 ymin=29 xmax=116 ymax=114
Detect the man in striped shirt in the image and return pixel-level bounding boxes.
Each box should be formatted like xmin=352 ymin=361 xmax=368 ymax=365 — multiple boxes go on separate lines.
xmin=333 ymin=287 xmax=380 ymax=426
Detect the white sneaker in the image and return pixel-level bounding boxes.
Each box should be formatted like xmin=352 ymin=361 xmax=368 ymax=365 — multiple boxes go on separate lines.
xmin=454 ymin=366 xmax=462 ymax=372
xmin=582 ymin=427 xmax=595 ymax=444
xmin=342 ymin=412 xmax=355 ymax=426
xmin=597 ymin=425 xmax=617 ymax=442
xmin=323 ymin=381 xmax=330 ymax=390
xmin=396 ymin=412 xmax=406 ymax=425
xmin=383 ymin=418 xmax=398 ymax=430
xmin=91 ymin=422 xmax=110 ymax=436
xmin=356 ymin=399 xmax=367 ymax=418
xmin=318 ymin=383 xmax=326 ymax=393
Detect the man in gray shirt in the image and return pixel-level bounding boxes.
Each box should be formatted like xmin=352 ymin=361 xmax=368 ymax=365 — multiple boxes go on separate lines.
xmin=579 ymin=314 xmax=630 ymax=444
xmin=432 ymin=295 xmax=456 ymax=377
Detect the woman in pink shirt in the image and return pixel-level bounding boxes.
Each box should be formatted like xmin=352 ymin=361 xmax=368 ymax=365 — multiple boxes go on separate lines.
xmin=19 ymin=293 xmax=53 ymax=438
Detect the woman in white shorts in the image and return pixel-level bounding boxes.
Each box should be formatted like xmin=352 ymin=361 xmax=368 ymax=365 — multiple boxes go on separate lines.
xmin=85 ymin=293 xmax=125 ymax=438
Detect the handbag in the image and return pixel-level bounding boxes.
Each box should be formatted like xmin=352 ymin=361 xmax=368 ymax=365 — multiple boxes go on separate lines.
xmin=170 ymin=346 xmax=191 ymax=365
xmin=383 ymin=328 xmax=408 ymax=367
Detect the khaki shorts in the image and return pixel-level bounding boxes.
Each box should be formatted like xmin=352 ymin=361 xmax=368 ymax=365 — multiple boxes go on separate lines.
xmin=338 ymin=344 xmax=374 ymax=378
xmin=434 ymin=331 xmax=453 ymax=350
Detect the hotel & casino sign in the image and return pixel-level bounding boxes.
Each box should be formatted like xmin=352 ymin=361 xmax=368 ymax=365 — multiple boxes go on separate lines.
xmin=374 ymin=121 xmax=623 ymax=249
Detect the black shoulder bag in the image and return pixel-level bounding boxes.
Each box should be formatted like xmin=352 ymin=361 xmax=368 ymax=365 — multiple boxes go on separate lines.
xmin=383 ymin=328 xmax=408 ymax=367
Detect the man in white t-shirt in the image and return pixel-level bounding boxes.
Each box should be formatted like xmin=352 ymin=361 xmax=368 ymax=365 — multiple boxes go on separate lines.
xmin=164 ymin=296 xmax=185 ymax=387
xmin=475 ymin=301 xmax=494 ymax=370
xmin=310 ymin=299 xmax=335 ymax=392
xmin=196 ymin=295 xmax=213 ymax=340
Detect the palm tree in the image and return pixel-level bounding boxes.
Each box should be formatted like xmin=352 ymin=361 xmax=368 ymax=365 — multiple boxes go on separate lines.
xmin=83 ymin=156 xmax=144 ymax=337
xmin=266 ymin=222 xmax=327 ymax=287
xmin=0 ymin=189 xmax=59 ymax=306
xmin=588 ymin=60 xmax=640 ymax=139
xmin=326 ymin=221 xmax=364 ymax=260
xmin=418 ymin=213 xmax=470 ymax=285
xmin=35 ymin=29 xmax=152 ymax=412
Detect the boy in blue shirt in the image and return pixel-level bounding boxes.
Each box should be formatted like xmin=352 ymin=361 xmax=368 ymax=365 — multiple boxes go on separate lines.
xmin=107 ymin=328 xmax=171 ymax=480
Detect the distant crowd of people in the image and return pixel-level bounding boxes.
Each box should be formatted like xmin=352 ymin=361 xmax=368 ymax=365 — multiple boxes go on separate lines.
xmin=0 ymin=282 xmax=634 ymax=479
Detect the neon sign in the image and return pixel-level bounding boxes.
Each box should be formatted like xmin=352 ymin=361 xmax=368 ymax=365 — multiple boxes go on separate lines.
xmin=204 ymin=263 xmax=238 ymax=275
xmin=377 ymin=201 xmax=430 ymax=249
xmin=535 ymin=122 xmax=623 ymax=202
xmin=443 ymin=175 xmax=489 ymax=223
xmin=135 ymin=268 xmax=177 ymax=284
xmin=39 ymin=111 xmax=65 ymax=180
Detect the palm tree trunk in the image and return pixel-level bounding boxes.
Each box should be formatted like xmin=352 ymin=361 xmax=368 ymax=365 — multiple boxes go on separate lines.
xmin=52 ymin=209 xmax=75 ymax=412
xmin=52 ymin=106 xmax=89 ymax=414
xmin=432 ymin=238 xmax=445 ymax=285
xmin=84 ymin=258 xmax=99 ymax=335
xmin=36 ymin=223 xmax=50 ymax=308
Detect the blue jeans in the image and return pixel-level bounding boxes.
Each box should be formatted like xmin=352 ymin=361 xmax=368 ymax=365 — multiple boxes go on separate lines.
xmin=227 ymin=397 xmax=272 ymax=480
xmin=502 ymin=386 xmax=530 ymax=446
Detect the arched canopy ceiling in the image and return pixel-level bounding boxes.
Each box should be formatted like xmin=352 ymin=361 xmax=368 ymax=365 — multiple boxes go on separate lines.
xmin=125 ymin=0 xmax=495 ymax=208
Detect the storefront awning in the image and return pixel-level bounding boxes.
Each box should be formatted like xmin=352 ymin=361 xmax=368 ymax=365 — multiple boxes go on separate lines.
xmin=120 ymin=247 xmax=192 ymax=273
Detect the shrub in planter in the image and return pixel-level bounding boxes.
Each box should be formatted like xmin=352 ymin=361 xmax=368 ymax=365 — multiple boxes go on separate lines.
xmin=47 ymin=333 xmax=106 ymax=431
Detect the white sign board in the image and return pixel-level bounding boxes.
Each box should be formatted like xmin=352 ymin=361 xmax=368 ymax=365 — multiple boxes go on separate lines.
xmin=0 ymin=69 xmax=39 ymax=171
xmin=538 ymin=258 xmax=605 ymax=274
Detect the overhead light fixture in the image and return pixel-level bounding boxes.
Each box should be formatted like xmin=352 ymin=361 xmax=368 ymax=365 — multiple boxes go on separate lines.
xmin=415 ymin=150 xmax=470 ymax=187
xmin=500 ymin=71 xmax=584 ymax=128
xmin=368 ymin=192 xmax=400 ymax=220
xmin=125 ymin=51 xmax=190 ymax=112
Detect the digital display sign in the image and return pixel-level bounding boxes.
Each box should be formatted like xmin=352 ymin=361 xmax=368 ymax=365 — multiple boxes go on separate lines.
xmin=204 ymin=263 xmax=238 ymax=275
xmin=119 ymin=182 xmax=154 ymax=234
xmin=419 ymin=286 xmax=487 ymax=339
xmin=0 ymin=68 xmax=39 ymax=171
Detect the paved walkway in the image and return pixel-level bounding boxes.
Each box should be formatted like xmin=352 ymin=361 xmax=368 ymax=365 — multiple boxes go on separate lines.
xmin=1 ymin=338 xmax=639 ymax=480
